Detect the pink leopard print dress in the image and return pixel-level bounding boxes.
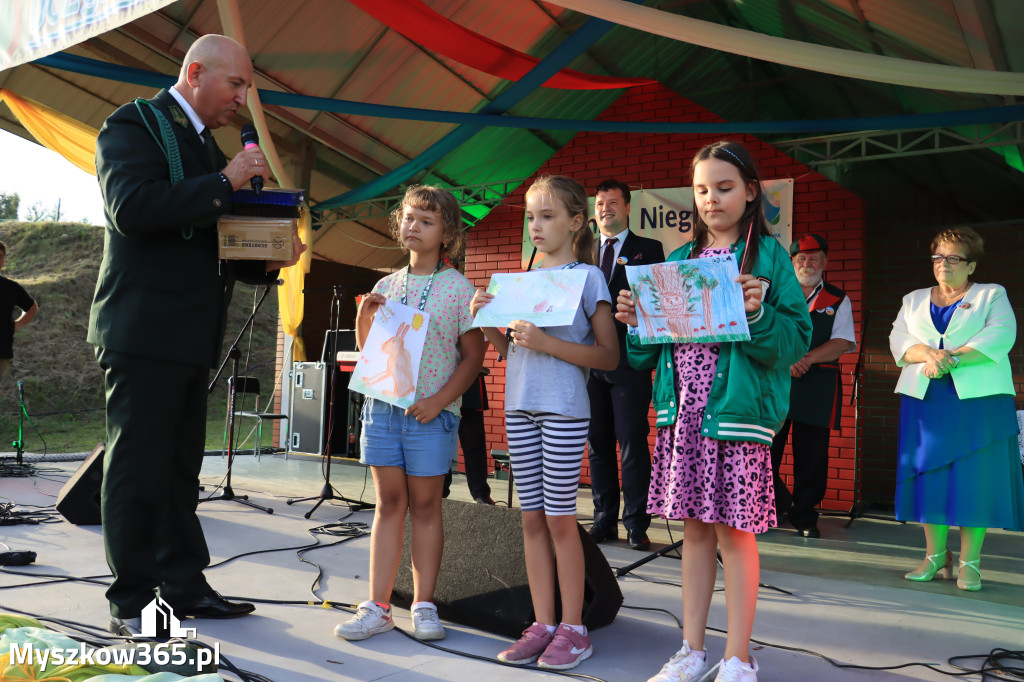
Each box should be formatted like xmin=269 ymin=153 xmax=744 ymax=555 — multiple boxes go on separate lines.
xmin=646 ymin=248 xmax=777 ymax=534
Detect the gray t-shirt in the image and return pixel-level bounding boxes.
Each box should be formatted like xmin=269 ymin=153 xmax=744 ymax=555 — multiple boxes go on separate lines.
xmin=504 ymin=263 xmax=611 ymax=419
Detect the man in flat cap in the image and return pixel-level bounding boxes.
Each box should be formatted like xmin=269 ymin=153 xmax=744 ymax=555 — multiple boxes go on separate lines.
xmin=769 ymin=234 xmax=857 ymax=538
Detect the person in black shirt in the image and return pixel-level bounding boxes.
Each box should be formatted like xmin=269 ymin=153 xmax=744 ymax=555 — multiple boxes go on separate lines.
xmin=0 ymin=241 xmax=39 ymax=381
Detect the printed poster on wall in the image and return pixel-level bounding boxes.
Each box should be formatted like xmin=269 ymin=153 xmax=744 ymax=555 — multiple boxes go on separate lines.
xmin=626 ymin=254 xmax=750 ymax=344
xmin=520 ymin=180 xmax=793 ymax=268
xmin=348 ymin=300 xmax=430 ymax=409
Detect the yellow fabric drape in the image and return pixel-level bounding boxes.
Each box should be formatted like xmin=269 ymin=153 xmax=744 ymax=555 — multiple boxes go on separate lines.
xmin=0 ymin=88 xmax=98 ymax=174
xmin=281 ymin=210 xmax=312 ymax=362
xmin=217 ymin=0 xmax=310 ymax=361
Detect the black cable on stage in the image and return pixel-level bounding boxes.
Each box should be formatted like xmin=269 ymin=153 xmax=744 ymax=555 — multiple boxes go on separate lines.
xmin=949 ymin=649 xmax=1024 ymax=681
xmin=620 ymin=595 xmax=1024 ymax=679
xmin=0 ymin=501 xmax=63 ymax=525
xmin=0 ymin=566 xmax=111 ymax=588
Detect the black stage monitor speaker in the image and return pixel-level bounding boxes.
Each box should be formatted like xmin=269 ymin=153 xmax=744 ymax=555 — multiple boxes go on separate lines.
xmin=393 ymin=500 xmax=622 ymax=638
xmin=56 ymin=442 xmax=105 ymax=525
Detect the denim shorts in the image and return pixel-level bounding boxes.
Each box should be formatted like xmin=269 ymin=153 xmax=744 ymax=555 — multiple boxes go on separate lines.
xmin=359 ymin=398 xmax=460 ymax=477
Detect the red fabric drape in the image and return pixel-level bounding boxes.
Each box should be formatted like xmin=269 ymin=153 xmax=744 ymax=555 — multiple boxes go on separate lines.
xmin=351 ymin=0 xmax=655 ymax=90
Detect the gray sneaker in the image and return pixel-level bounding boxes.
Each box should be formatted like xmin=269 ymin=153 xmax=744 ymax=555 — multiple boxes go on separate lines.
xmin=334 ymin=600 xmax=394 ymax=641
xmin=412 ymin=604 xmax=445 ymax=641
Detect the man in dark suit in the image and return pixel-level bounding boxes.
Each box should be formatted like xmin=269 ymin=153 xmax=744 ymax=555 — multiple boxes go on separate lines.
xmin=586 ymin=179 xmax=664 ymax=550
xmin=89 ymin=35 xmax=305 ymax=635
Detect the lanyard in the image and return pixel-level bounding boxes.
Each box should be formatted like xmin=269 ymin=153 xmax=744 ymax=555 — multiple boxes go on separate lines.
xmin=562 ymin=260 xmax=581 ymax=270
xmin=401 ymin=261 xmax=443 ymax=311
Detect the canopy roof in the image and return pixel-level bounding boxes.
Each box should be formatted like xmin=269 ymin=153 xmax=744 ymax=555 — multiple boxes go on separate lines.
xmin=1 ymin=0 xmax=1022 ymax=270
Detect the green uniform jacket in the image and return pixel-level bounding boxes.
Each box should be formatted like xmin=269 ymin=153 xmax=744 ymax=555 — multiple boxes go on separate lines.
xmin=88 ymin=89 xmax=275 ymax=368
xmin=626 ymin=236 xmax=812 ymax=445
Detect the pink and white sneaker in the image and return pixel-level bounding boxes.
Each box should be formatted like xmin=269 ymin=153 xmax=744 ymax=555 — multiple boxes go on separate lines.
xmin=537 ymin=623 xmax=593 ymax=670
xmin=497 ymin=622 xmax=554 ymax=665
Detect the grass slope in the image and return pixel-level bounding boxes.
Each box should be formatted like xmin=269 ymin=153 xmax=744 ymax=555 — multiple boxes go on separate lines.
xmin=0 ymin=221 xmax=281 ymax=454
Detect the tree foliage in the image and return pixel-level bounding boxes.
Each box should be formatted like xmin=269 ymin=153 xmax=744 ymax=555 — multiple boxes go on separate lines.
xmin=0 ymin=192 xmax=19 ymax=220
xmin=24 ymin=200 xmax=58 ymax=222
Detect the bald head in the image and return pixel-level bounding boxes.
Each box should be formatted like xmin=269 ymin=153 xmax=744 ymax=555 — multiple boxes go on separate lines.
xmin=174 ymin=34 xmax=253 ymax=129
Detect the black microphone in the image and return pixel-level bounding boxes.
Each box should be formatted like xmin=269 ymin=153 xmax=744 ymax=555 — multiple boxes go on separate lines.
xmin=240 ymin=124 xmax=263 ymax=195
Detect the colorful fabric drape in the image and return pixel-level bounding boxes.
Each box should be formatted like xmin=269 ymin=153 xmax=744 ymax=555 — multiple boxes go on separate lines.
xmin=350 ymin=0 xmax=653 ymax=90
xmin=544 ymin=0 xmax=1024 ymax=96
xmin=0 ymin=89 xmax=97 ymax=174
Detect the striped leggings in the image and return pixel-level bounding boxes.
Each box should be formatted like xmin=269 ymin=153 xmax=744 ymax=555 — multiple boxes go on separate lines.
xmin=506 ymin=411 xmax=589 ymax=515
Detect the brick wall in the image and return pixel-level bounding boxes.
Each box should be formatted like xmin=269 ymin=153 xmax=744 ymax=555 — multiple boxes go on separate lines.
xmin=461 ymin=84 xmax=866 ymax=511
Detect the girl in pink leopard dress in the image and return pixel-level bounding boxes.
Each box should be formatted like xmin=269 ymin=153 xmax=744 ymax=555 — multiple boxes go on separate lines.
xmin=617 ymin=141 xmax=810 ymax=682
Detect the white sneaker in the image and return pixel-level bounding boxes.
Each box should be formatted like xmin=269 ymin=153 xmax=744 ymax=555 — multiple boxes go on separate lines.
xmin=714 ymin=655 xmax=759 ymax=682
xmin=412 ymin=603 xmax=445 ymax=641
xmin=334 ymin=600 xmax=394 ymax=641
xmin=647 ymin=641 xmax=709 ymax=682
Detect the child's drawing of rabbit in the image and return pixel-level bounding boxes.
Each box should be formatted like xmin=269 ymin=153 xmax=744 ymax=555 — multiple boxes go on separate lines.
xmin=363 ymin=322 xmax=416 ymax=398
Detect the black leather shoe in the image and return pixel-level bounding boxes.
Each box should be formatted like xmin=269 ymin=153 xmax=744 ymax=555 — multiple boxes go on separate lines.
xmin=799 ymin=526 xmax=821 ymax=539
xmin=627 ymin=530 xmax=651 ymax=550
xmin=588 ymin=524 xmax=618 ymax=543
xmin=473 ymin=495 xmax=496 ymax=505
xmin=172 ymin=592 xmax=255 ymax=619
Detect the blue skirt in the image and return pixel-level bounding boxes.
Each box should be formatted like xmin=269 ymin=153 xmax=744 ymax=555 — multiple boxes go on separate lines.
xmin=895 ymin=375 xmax=1024 ymax=530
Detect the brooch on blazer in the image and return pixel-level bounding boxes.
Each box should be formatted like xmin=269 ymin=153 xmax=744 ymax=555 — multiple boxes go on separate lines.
xmin=169 ymin=105 xmax=189 ymax=129
xmin=825 ymin=306 xmax=835 ymax=316
xmin=616 ymin=256 xmax=628 ymax=265
xmin=631 ymin=252 xmax=645 ymax=262
xmin=958 ymin=302 xmax=972 ymax=309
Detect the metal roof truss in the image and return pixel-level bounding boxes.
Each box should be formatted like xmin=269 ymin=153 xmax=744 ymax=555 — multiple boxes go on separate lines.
xmin=777 ymin=123 xmax=1024 ymax=166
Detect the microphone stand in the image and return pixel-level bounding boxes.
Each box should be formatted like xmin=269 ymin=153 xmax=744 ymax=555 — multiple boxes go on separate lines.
xmin=614 ymin=534 xmax=790 ymax=595
xmin=288 ymin=284 xmax=375 ymax=518
xmin=13 ymin=381 xmax=26 ymax=466
xmin=199 ymin=280 xmax=277 ymax=514
xmin=840 ymin=312 xmax=900 ymax=528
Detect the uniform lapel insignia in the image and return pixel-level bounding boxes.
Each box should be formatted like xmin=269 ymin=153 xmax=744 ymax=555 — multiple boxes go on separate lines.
xmin=169 ymin=105 xmax=189 ymax=129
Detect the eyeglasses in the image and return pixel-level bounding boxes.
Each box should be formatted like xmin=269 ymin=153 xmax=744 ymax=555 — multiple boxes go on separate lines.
xmin=930 ymin=254 xmax=971 ymax=265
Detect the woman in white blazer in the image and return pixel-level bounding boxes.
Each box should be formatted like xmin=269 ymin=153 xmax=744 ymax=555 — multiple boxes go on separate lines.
xmin=890 ymin=226 xmax=1022 ymax=591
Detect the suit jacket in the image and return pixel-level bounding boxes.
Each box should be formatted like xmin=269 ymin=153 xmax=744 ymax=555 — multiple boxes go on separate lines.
xmin=88 ymin=89 xmax=275 ymax=369
xmin=889 ymin=282 xmax=1016 ymax=400
xmin=593 ymin=230 xmax=665 ymax=365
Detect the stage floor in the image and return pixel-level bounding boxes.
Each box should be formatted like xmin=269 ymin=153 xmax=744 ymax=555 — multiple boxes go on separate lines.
xmin=1 ymin=451 xmax=1022 ymax=681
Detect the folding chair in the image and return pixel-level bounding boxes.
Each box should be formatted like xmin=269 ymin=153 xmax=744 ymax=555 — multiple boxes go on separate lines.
xmin=224 ymin=376 xmax=288 ymax=460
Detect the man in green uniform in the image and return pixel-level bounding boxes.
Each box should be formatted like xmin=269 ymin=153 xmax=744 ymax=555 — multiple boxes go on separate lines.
xmin=89 ymin=34 xmax=304 ymax=635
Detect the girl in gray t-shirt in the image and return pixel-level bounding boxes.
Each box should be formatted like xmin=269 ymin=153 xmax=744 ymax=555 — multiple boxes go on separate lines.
xmin=471 ymin=175 xmax=618 ymax=671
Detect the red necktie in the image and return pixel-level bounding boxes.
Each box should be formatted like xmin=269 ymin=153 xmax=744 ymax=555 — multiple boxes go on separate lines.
xmin=600 ymin=237 xmax=618 ymax=282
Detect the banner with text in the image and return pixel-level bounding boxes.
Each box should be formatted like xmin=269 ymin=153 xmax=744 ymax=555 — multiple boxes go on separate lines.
xmin=521 ymin=179 xmax=793 ymax=269
xmin=1 ymin=0 xmax=175 ymax=71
